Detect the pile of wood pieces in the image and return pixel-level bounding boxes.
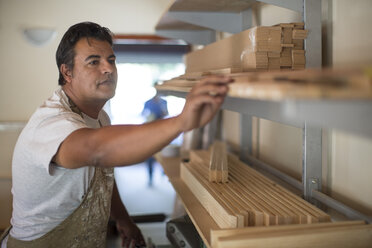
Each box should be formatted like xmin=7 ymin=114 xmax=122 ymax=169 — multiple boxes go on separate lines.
xmin=180 ymin=149 xmax=330 ymax=229
xmin=184 ymin=23 xmax=308 ymax=73
xmin=211 ymin=221 xmax=372 ymax=248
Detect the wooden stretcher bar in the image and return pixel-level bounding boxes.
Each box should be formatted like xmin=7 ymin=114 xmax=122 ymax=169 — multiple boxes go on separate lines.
xmin=182 ymin=149 xmax=330 ymax=229
xmin=210 ymin=221 xmax=370 ymax=248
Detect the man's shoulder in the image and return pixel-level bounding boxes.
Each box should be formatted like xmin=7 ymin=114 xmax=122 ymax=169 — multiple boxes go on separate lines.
xmin=24 ymin=88 xmax=85 ymax=133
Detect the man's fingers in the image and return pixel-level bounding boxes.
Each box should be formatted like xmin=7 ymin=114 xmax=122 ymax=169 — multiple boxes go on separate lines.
xmin=198 ymin=75 xmax=234 ymax=86
xmin=191 ymin=83 xmax=229 ymax=96
xmin=188 ymin=93 xmax=223 ymax=108
xmin=190 ymin=76 xmax=233 ymax=97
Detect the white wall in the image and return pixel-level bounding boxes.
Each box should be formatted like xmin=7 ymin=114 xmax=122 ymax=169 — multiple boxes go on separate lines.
xmin=0 ymin=0 xmax=172 ymax=121
xmin=329 ymin=0 xmax=372 ymax=214
xmin=0 ymin=0 xmax=172 ymax=229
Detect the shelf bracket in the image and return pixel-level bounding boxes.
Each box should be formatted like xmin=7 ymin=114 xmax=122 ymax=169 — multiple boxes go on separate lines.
xmin=302 ymin=123 xmax=322 ymax=205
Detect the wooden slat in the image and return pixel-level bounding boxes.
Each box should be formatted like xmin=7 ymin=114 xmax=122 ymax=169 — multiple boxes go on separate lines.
xmin=209 ymin=141 xmax=228 ymax=183
xmin=170 ymin=178 xmax=218 ymax=248
xmin=215 ymin=224 xmax=372 ymax=248
xmin=181 ymin=162 xmax=241 ymax=228
xmin=190 ymin=155 xmax=266 ymax=226
xmin=292 ymin=29 xmax=309 ymax=39
xmin=187 ymin=159 xmax=246 ymax=227
xmin=154 ymin=154 xmax=218 ymax=248
xmin=227 ymin=154 xmax=330 ymax=222
xmin=210 ymin=221 xmax=367 ymax=248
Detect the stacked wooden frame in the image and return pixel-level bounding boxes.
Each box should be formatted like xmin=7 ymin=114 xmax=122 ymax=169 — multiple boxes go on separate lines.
xmin=181 ymin=150 xmax=330 ymax=229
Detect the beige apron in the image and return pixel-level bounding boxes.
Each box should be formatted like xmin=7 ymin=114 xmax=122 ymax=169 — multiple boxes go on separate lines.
xmin=2 ymin=166 xmax=114 ymax=248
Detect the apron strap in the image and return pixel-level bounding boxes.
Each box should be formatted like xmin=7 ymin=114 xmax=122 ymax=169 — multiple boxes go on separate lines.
xmin=0 ymin=226 xmax=11 ymax=243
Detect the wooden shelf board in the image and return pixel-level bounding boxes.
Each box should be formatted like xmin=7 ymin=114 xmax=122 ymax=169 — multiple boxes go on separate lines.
xmin=168 ymin=0 xmax=256 ymax=13
xmin=156 ymin=68 xmax=372 ymax=101
xmin=155 ymin=154 xmax=220 ymax=248
xmin=156 ymin=12 xmax=211 ymax=30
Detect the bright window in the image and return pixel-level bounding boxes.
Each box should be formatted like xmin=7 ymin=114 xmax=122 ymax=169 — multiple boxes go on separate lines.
xmin=109 ymin=63 xmax=186 ymax=128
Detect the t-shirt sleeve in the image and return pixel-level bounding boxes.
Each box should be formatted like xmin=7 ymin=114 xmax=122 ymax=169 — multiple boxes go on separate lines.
xmin=30 ymin=112 xmax=87 ymax=173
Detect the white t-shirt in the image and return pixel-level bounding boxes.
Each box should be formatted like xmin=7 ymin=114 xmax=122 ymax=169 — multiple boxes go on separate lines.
xmin=4 ymin=88 xmax=110 ymax=245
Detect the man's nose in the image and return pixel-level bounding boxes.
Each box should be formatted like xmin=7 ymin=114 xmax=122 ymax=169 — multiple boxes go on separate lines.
xmin=101 ymin=61 xmax=115 ymax=74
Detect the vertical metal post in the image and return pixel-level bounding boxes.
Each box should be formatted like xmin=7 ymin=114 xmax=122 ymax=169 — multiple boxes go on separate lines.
xmin=304 ymin=0 xmax=322 ymax=68
xmin=240 ymin=114 xmax=253 ymax=163
xmin=302 ymin=122 xmax=322 ymax=204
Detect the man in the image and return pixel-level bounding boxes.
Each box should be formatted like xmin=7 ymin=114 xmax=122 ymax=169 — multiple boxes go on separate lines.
xmin=141 ymin=90 xmax=169 ymax=187
xmin=0 ymin=22 xmax=232 ymax=248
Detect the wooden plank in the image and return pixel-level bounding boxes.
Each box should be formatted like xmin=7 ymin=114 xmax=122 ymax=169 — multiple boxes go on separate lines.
xmin=185 ymin=26 xmax=282 ymax=73
xmin=154 ymin=153 xmax=180 ymax=178
xmin=228 ymin=167 xmax=298 ymax=225
xmin=188 ymin=159 xmax=246 ymax=227
xmin=268 ymin=57 xmax=281 ymax=69
xmin=242 ymin=52 xmax=269 ymax=70
xmin=154 ymin=154 xmax=217 ymax=248
xmin=181 ymin=161 xmax=240 ymax=228
xmin=229 ymin=165 xmax=310 ymax=224
xmin=292 ymin=39 xmax=304 ymax=50
xmin=281 ymin=43 xmax=295 ymax=48
xmin=206 ymin=68 xmax=243 ymax=75
xmin=293 ymin=22 xmax=305 ymax=30
xmin=192 ymin=151 xmax=270 ymax=226
xmin=171 ymin=178 xmax=218 ymax=248
xmin=194 ymin=151 xmax=295 ymax=226
xmin=282 ymin=27 xmax=293 ymax=44
xmin=191 ymin=155 xmax=262 ymax=227
xmin=210 ymin=221 xmax=366 ymax=248
xmin=209 ymin=141 xmax=228 ymax=183
xmin=216 ymin=224 xmax=372 ymax=248
xmin=228 ymin=154 xmax=330 ymax=222
xmin=292 ymin=50 xmax=306 ymax=65
xmin=292 ymin=29 xmax=309 ymax=39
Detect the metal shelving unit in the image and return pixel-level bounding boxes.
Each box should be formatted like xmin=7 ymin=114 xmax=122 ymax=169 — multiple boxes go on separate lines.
xmin=156 ymin=0 xmax=372 ymax=230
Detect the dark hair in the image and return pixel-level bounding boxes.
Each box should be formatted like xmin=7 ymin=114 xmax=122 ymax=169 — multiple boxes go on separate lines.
xmin=56 ymin=22 xmax=114 ymax=85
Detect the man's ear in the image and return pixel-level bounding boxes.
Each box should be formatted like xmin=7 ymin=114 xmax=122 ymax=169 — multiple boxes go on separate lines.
xmin=61 ymin=64 xmax=72 ymax=83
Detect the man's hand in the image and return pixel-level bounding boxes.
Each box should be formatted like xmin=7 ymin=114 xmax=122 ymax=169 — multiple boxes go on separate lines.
xmin=116 ymin=219 xmax=146 ymax=248
xmin=177 ymin=76 xmax=233 ymax=132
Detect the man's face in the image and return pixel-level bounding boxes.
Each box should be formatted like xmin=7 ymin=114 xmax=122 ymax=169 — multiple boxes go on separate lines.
xmin=67 ymin=38 xmax=118 ymax=103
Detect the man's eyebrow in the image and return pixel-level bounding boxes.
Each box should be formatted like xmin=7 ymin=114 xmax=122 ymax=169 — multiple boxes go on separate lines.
xmin=85 ymin=55 xmax=100 ymax=61
xmin=85 ymin=54 xmax=116 ymax=61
